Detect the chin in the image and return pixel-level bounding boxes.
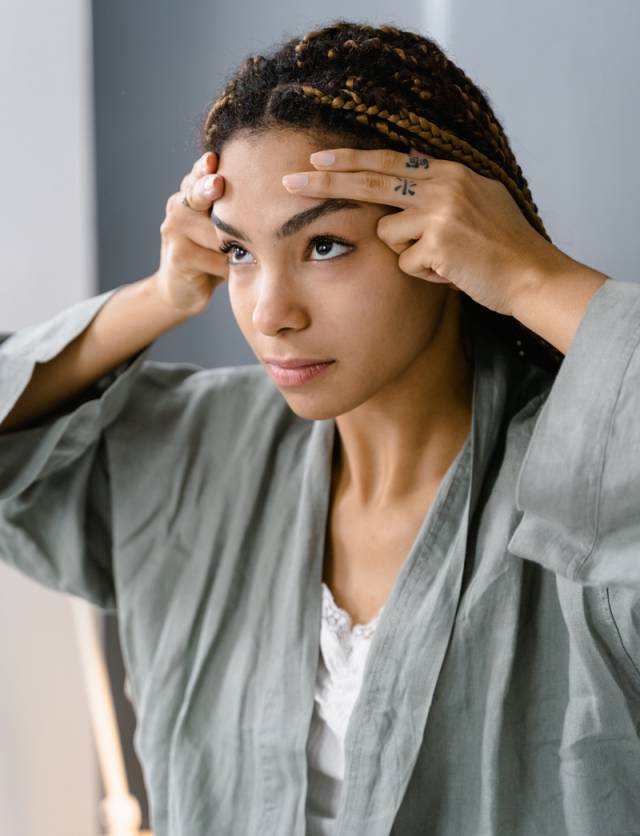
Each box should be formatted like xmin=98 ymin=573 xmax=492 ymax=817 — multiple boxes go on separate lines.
xmin=275 ymin=394 xmax=335 ymax=421
xmin=278 ymin=389 xmax=368 ymax=422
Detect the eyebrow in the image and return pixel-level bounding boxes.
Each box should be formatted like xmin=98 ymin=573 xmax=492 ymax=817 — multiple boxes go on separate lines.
xmin=211 ymin=198 xmax=363 ymax=242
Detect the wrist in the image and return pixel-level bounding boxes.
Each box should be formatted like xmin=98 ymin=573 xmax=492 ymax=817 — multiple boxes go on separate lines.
xmin=509 ymin=251 xmax=609 ymax=355
xmin=510 ymin=243 xmax=594 ymax=320
xmin=142 ymin=273 xmax=205 ymax=323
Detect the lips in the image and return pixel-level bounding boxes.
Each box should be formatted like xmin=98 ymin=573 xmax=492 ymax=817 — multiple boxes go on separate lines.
xmin=263 ymin=358 xmax=334 ymax=369
xmin=265 ymin=359 xmax=335 ymax=386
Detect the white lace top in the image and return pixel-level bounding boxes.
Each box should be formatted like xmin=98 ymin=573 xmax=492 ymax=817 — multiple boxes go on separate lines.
xmin=305 ymin=582 xmax=385 ymax=834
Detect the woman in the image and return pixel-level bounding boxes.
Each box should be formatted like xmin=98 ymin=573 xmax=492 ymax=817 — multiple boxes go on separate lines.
xmin=1 ymin=19 xmax=639 ymax=836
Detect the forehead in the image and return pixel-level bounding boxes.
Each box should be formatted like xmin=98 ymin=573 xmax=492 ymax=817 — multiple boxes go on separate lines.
xmin=212 ymin=129 xmax=389 ymax=234
xmin=212 ymin=131 xmax=321 ymax=227
xmin=217 ymin=129 xmax=322 ymax=178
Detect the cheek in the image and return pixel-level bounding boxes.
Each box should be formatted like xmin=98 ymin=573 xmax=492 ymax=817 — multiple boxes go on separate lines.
xmin=344 ymin=278 xmax=446 ymax=358
xmin=227 ymin=280 xmax=258 ymax=345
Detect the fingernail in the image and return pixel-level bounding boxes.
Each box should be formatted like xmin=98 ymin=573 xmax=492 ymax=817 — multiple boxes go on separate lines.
xmin=200 ymin=153 xmax=211 ymax=173
xmin=310 ymin=151 xmax=335 ymax=166
xmin=282 ymin=173 xmax=308 ymax=189
xmin=202 ymin=174 xmax=217 ymax=193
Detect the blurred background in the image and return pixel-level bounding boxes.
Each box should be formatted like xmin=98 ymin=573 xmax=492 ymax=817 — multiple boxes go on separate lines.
xmin=1 ymin=0 xmax=639 ymax=832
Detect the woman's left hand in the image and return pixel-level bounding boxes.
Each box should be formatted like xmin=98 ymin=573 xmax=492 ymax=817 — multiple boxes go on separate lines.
xmin=282 ymin=147 xmax=569 ymax=317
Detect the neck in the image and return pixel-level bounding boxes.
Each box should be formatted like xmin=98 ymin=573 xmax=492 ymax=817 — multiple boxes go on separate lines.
xmin=333 ymin=292 xmax=474 ymax=509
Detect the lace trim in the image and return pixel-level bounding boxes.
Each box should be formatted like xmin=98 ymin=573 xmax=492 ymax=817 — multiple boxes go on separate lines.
xmin=321 ymin=582 xmax=383 ymax=641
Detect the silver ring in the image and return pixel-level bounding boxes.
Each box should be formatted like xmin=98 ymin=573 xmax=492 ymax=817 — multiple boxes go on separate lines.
xmin=181 ymin=192 xmax=190 ymax=208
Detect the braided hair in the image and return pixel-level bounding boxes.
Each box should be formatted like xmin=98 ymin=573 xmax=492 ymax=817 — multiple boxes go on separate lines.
xmin=198 ymin=20 xmax=564 ymax=374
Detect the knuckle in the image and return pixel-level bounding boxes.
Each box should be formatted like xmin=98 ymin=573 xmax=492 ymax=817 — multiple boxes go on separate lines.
xmin=439 ymin=190 xmax=460 ymax=218
xmin=170 ymin=237 xmax=189 ymax=264
xmin=362 ymin=171 xmax=386 ymax=193
xmin=425 ymin=215 xmax=446 ymax=243
xmin=316 ymin=171 xmax=333 ymax=190
xmin=397 ymin=248 xmax=412 ymax=271
xmin=188 ymin=190 xmax=203 ymax=210
xmin=376 ymin=214 xmax=390 ymax=238
xmin=160 ymin=217 xmax=173 ymax=239
xmin=432 ymin=212 xmax=449 ymax=230
xmin=444 ymin=160 xmax=465 ymax=181
xmin=442 ymin=192 xmax=463 ymax=218
xmin=379 ymin=148 xmax=398 ymax=172
xmin=167 ymin=192 xmax=183 ymax=213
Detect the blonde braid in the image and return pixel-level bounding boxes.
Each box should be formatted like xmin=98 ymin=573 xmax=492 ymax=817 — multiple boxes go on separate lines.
xmin=321 ymin=31 xmax=533 ymax=208
xmin=299 ymin=84 xmax=549 ymax=240
xmin=341 ymin=38 xmax=433 ymax=101
xmin=335 ymin=34 xmax=526 ymax=196
xmin=386 ymin=41 xmax=537 ymax=214
xmin=294 ymin=27 xmax=339 ymax=68
xmin=203 ymin=78 xmax=238 ymax=142
xmin=452 ymin=80 xmax=537 ymax=210
xmin=294 ymin=22 xmax=433 ymax=67
xmin=199 ymin=20 xmax=564 ymax=372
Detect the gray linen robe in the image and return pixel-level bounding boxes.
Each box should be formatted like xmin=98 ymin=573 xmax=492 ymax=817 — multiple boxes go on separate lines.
xmin=1 ymin=278 xmax=639 ymax=836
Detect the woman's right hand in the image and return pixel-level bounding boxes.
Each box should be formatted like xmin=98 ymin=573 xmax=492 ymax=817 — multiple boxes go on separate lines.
xmin=151 ymin=151 xmax=228 ymax=315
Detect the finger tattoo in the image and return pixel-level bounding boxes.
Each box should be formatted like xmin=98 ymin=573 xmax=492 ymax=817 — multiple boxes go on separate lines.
xmin=394 ymin=177 xmax=417 ymax=196
xmin=405 ymin=154 xmax=430 ymax=170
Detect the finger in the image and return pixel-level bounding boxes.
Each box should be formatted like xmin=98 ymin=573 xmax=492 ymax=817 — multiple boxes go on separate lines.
xmin=375 ymin=198 xmax=445 ymax=250
xmin=180 ymin=152 xmax=219 ymax=193
xmin=397 ymin=240 xmax=452 ymax=283
xmin=165 ymin=196 xmax=224 ymax=249
xmin=282 ymin=167 xmax=426 ymax=209
xmin=166 ymin=235 xmax=229 ymax=281
xmin=376 ymin=211 xmax=423 ymax=254
xmin=308 ymin=147 xmax=445 ymax=180
xmin=191 ymin=151 xmax=218 ymax=177
xmin=181 ymin=173 xmax=225 ymax=212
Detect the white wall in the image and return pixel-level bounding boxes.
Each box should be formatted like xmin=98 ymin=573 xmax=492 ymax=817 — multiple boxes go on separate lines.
xmin=0 ymin=0 xmax=97 ymax=329
xmin=0 ymin=0 xmax=100 ymax=833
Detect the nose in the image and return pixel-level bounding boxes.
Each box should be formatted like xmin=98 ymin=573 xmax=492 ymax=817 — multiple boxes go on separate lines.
xmin=251 ymin=271 xmax=310 ymax=336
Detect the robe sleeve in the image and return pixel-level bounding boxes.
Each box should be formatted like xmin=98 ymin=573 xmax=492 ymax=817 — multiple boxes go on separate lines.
xmin=507 ymin=277 xmax=640 ymax=591
xmin=0 ymin=288 xmax=154 ymax=611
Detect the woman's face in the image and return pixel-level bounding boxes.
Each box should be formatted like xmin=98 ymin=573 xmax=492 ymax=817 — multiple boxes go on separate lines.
xmin=212 ymin=129 xmax=455 ymax=421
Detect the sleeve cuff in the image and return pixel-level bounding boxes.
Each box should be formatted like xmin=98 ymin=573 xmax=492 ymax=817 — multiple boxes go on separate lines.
xmin=507 ymin=278 xmax=640 ymax=584
xmin=0 ymin=288 xmax=154 ymax=497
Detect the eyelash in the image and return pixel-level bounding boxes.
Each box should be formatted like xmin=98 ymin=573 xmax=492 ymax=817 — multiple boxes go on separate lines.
xmin=218 ymin=235 xmax=354 ymax=266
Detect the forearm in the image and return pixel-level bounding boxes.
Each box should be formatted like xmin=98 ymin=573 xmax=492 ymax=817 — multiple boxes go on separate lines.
xmin=0 ymin=274 xmax=193 ymax=433
xmin=511 ymin=253 xmax=609 ymax=356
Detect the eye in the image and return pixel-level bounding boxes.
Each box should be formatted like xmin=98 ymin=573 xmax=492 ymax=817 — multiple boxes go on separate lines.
xmin=309 ymin=237 xmax=352 ymax=261
xmin=218 ymin=235 xmax=354 ymax=266
xmin=218 ymin=241 xmax=255 ymax=266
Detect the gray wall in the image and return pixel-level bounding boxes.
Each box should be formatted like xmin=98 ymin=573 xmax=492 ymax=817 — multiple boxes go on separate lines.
xmin=92 ymin=1 xmax=640 ymax=828
xmin=442 ymin=0 xmax=639 ymax=285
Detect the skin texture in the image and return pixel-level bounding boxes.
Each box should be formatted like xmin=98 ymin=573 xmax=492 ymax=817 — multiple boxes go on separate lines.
xmin=194 ymin=127 xmax=607 ymax=622
xmin=282 ymin=143 xmax=609 ymax=354
xmin=211 ymin=129 xmax=474 ymax=512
